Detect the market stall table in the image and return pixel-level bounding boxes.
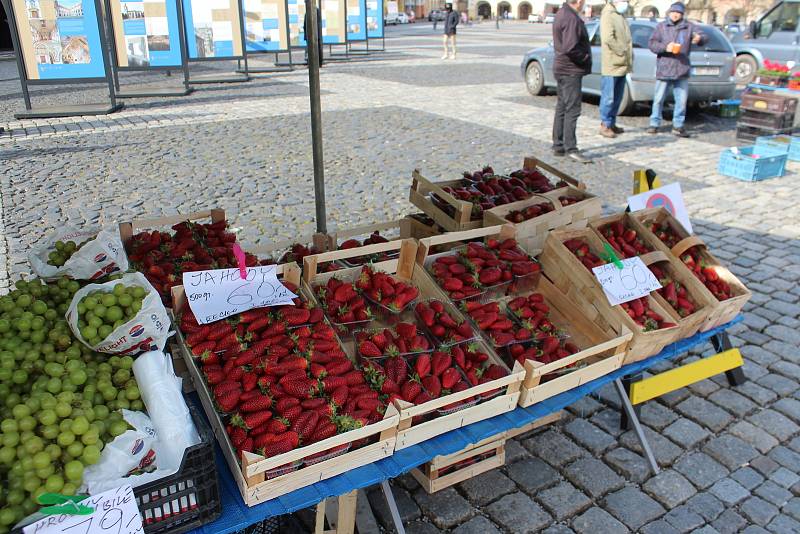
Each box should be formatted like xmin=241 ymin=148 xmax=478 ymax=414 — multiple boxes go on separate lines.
xmin=187 ymin=317 xmax=742 ymax=534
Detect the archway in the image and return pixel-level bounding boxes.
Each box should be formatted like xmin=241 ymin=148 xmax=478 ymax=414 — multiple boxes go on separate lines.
xmin=518 ymin=1 xmax=532 ymax=20
xmin=477 ymin=1 xmax=492 ymax=19
xmin=640 ymin=5 xmax=658 ymax=17
xmin=498 ymin=1 xmax=511 ymax=18
xmin=724 ymin=8 xmax=744 ymax=24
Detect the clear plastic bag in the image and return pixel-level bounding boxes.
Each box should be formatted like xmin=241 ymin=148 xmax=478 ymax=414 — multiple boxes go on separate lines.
xmin=29 ymin=226 xmax=128 ymax=280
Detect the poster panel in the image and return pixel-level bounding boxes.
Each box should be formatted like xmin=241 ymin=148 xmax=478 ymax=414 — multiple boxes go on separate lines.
xmin=286 ymin=0 xmax=304 ymax=46
xmin=10 ymin=0 xmax=108 ymax=79
xmin=366 ymin=0 xmax=381 ymax=38
xmin=182 ymin=0 xmax=244 ymax=58
xmin=244 ymin=0 xmax=287 ymax=51
xmin=320 ymin=0 xmax=343 ymax=44
xmin=109 ymin=0 xmax=184 ymax=67
xmin=345 ymin=0 xmax=365 ymax=41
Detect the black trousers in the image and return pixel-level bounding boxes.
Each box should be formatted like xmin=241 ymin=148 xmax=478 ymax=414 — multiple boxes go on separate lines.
xmin=552 ymin=74 xmax=584 ymax=153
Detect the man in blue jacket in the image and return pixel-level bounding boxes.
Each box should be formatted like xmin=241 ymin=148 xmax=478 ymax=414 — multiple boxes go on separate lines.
xmin=647 ymin=2 xmax=704 ymax=137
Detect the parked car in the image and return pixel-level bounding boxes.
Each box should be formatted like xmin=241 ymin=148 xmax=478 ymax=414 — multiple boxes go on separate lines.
xmin=723 ymin=23 xmax=744 ymax=35
xmin=544 ymin=13 xmax=556 ymax=23
xmin=528 ymin=14 xmax=543 ymax=23
xmin=520 ymin=19 xmax=736 ymax=114
xmin=730 ymin=0 xmax=800 ymax=84
xmin=397 ymin=12 xmax=410 ymax=23
xmin=385 ymin=12 xmax=399 ymax=24
xmin=428 ymin=9 xmax=447 ymax=21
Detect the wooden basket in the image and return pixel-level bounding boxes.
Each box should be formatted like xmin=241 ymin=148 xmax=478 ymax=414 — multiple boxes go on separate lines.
xmin=628 ymin=208 xmax=751 ymax=331
xmin=415 ymin=224 xmax=517 ymax=267
xmin=515 ymin=278 xmax=632 ymax=408
xmin=588 ymin=212 xmax=714 ymax=339
xmin=519 ymin=156 xmax=585 ymax=191
xmin=540 ymin=228 xmax=681 ymax=365
xmin=409 ymin=170 xmax=484 ymax=232
xmin=483 ymin=194 xmax=573 ymax=252
xmin=118 ymin=208 xmax=227 ymax=245
xmin=170 ymin=264 xmax=399 ymax=506
xmin=541 ymin=185 xmax=602 ymax=227
xmin=400 ymin=214 xmax=446 ymax=241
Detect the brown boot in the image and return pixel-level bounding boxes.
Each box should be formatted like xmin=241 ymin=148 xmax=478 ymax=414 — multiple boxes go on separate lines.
xmin=611 ymin=125 xmax=624 ymax=134
xmin=599 ymin=125 xmax=616 ymax=138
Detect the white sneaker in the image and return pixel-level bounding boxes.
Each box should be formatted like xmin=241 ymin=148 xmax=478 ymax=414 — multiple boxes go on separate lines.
xmin=451 ymin=53 xmax=456 ymax=59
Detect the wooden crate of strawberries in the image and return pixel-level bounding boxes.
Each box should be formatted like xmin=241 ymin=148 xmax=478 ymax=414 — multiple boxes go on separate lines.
xmin=629 ymin=208 xmax=751 ymax=331
xmin=412 ymin=434 xmax=506 ymax=494
xmin=170 ymin=263 xmax=399 ymax=506
xmin=409 ymin=160 xmax=582 ymax=233
xmin=483 ymin=194 xmax=574 ymax=252
xmin=303 ymin=239 xmax=525 ymax=451
xmin=540 ymin=228 xmax=682 ymax=365
xmin=589 ymin=212 xmax=715 ymax=339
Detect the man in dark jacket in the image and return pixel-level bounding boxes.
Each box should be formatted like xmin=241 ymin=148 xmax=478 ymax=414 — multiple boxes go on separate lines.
xmin=552 ymin=0 xmax=591 ymax=163
xmin=647 ymin=2 xmax=704 ymax=137
xmin=442 ymin=3 xmax=459 ymax=59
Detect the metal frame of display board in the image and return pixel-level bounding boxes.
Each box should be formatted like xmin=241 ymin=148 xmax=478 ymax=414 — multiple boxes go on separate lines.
xmin=365 ymin=0 xmax=384 ymax=50
xmin=182 ymin=0 xmax=251 ymax=83
xmin=341 ymin=0 xmax=368 ymax=55
xmin=103 ymin=0 xmax=194 ymax=97
xmin=237 ymin=0 xmax=294 ymax=74
xmin=1 ymin=0 xmax=123 ymax=118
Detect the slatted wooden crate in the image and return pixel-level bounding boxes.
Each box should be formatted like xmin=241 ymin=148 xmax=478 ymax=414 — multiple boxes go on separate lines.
xmin=483 ymin=194 xmax=573 ymax=252
xmin=409 ymin=170 xmax=484 ymax=232
xmin=588 ymin=212 xmax=714 ymax=340
xmin=170 ymin=263 xmax=400 ymax=506
xmin=118 ymin=208 xmax=227 ymax=245
xmin=628 ymin=208 xmax=751 ymax=331
xmin=540 ymin=228 xmax=682 ymax=365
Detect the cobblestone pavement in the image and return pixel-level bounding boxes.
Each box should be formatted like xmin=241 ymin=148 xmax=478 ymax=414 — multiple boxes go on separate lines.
xmin=2 ymin=21 xmax=800 ymax=533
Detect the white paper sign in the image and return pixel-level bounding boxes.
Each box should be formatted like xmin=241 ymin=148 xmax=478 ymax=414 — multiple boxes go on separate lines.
xmin=23 ymin=485 xmax=143 ymax=534
xmin=182 ymin=265 xmax=298 ymax=324
xmin=592 ymin=256 xmax=662 ymax=306
xmin=627 ymin=182 xmax=693 ymax=234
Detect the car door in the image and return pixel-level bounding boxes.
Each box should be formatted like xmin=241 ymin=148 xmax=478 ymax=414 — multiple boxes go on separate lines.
xmin=583 ymin=22 xmax=602 ymax=94
xmin=751 ymin=0 xmax=800 ymax=63
xmin=629 ymin=23 xmax=657 ymax=101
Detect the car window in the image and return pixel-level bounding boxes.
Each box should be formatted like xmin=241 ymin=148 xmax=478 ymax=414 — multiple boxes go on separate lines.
xmin=757 ymin=1 xmax=799 ymax=36
xmin=779 ymin=2 xmax=800 ymax=31
xmin=585 ymin=22 xmax=598 ymax=43
xmin=591 ymin=23 xmax=601 ymax=45
xmin=694 ymin=25 xmax=733 ymax=52
xmin=630 ymin=24 xmax=653 ymax=48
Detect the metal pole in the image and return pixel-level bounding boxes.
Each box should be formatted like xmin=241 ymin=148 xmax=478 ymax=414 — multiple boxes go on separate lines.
xmin=380 ymin=480 xmax=407 ymax=534
xmin=95 ymin=0 xmax=119 ymax=108
xmin=305 ymin=0 xmax=327 ymax=233
xmin=614 ymin=378 xmax=659 ymax=474
xmin=2 ymin=0 xmax=32 ymax=109
xmin=102 ymin=0 xmax=122 ymax=92
xmin=176 ymin=0 xmax=192 ymax=90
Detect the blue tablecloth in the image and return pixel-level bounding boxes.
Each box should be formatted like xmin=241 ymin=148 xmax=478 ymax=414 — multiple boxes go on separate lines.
xmin=190 ymin=317 xmax=742 ymax=534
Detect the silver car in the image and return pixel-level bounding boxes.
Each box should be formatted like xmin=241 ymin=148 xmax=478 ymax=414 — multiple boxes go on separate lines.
xmin=521 ymin=19 xmax=736 ymax=114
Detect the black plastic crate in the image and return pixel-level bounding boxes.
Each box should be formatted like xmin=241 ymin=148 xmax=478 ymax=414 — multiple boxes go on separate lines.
xmin=736 ymin=124 xmax=796 ymax=143
xmin=238 ymin=517 xmax=281 ymax=534
xmin=739 ymin=109 xmax=795 ymax=130
xmin=134 ymin=405 xmax=221 ymax=534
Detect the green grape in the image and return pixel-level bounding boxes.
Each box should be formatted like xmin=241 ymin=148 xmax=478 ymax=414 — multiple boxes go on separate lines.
xmin=57 ymin=431 xmax=75 ymax=447
xmin=64 ymin=460 xmax=83 ymax=482
xmin=66 ymin=441 xmax=83 ymax=459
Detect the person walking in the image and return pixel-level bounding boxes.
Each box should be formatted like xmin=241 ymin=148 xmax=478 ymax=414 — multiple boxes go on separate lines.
xmin=442 ymin=3 xmax=459 ymax=59
xmin=647 ymin=1 xmax=705 ymax=137
xmin=552 ymin=0 xmax=592 ymax=163
xmin=598 ymin=0 xmax=632 ymax=138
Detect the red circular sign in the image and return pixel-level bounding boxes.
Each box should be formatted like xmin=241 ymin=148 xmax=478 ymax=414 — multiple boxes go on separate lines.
xmin=645 ymin=193 xmax=675 ymax=214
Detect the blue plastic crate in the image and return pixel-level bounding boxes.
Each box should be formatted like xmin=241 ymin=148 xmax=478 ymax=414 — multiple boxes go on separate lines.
xmin=753 ymin=134 xmax=800 ymax=162
xmin=718 ymin=146 xmax=787 ymax=181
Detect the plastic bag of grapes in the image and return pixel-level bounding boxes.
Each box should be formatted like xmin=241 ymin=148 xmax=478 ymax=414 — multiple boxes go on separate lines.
xmin=29 ymin=227 xmax=129 ymax=281
xmin=66 ymin=272 xmax=172 ymax=355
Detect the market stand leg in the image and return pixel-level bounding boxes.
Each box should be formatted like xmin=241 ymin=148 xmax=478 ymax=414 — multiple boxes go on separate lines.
xmin=712 ymin=332 xmax=747 ymax=386
xmin=614 ymin=378 xmax=660 ymax=475
xmin=381 ymin=479 xmax=407 ymax=534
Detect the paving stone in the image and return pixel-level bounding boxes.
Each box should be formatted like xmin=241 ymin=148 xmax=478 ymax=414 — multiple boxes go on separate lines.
xmin=711 ymin=509 xmax=748 ymax=534
xmin=619 ymin=427 xmax=682 ymax=467
xmin=640 ymin=519 xmax=680 ymax=534
xmin=769 ymin=446 xmax=800 ymax=470
xmin=571 ymin=507 xmax=626 ymax=534
xmin=503 ymin=439 xmax=529 ymax=464
xmin=751 ymin=455 xmax=781 ymax=476
xmin=686 ymin=492 xmax=725 ymax=522
xmin=590 ymin=409 xmax=624 ymax=438
xmin=771 ymin=361 xmax=800 ymax=382
xmin=413 ymin=487 xmax=474 ymax=530
xmin=767 ymin=513 xmax=800 ymax=533
xmin=688 ymin=378 xmax=721 ymax=397
xmin=709 ymin=477 xmax=751 ymax=505
xmin=674 ymin=452 xmax=729 ymax=489
xmin=524 ymin=430 xmax=586 ymax=468
xmin=708 ymin=388 xmax=758 ymax=417
xmin=537 ymin=481 xmax=592 ymax=521
xmin=458 ymin=469 xmax=516 ymax=507
xmin=748 ymin=409 xmax=800 ymax=442
xmin=772 ymin=398 xmax=800 ymax=425
xmin=675 ymin=396 xmax=734 ymax=432
xmin=703 ymin=434 xmax=759 ymax=469
xmin=566 ymin=396 xmax=603 ymax=418
xmin=643 ymin=469 xmax=697 ymax=508
xmin=663 ymin=418 xmax=710 ymax=449
xmin=785 ymin=498 xmax=800 ymax=522
xmin=742 ymin=345 xmax=781 ymax=367
xmin=604 ymin=447 xmax=651 ymax=484
xmin=763 ymin=340 xmax=800 ymax=364
xmin=638 ymin=402 xmax=679 ymax=430
xmin=755 ymin=481 xmax=794 ymax=507
xmin=757 ymin=374 xmax=799 ymax=397
xmin=741 ymin=496 xmax=780 ymax=526
xmin=741 ymin=526 xmax=771 ymax=534
xmin=541 ymin=526 xmax=575 ymax=534
xmin=563 ymin=419 xmax=616 ymax=455
xmin=731 ymin=466 xmax=765 ymax=490
xmin=771 ymin=467 xmax=800 ymax=489
xmin=485 ymin=492 xmax=551 ymax=533
xmin=663 ymin=504 xmax=705 ymax=533
xmin=506 ymin=457 xmax=560 ymax=495
xmin=729 ymin=420 xmax=781 ymax=453
xmin=765 ymin=325 xmax=800 ymax=345
xmin=405 ymin=521 xmax=442 ymax=534
xmin=451 ymin=515 xmax=501 ymax=534
xmin=563 ymin=457 xmax=624 ymax=499
xmin=659 ymin=388 xmax=692 ymax=407
xmin=604 ymin=486 xmax=665 ymax=530
xmin=368 ymin=486 xmax=421 ymax=529
xmin=736 ymin=382 xmax=779 ymax=405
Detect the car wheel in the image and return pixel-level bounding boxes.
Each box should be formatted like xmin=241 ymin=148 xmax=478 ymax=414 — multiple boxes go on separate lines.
xmin=525 ymin=61 xmax=546 ymax=96
xmin=617 ymin=82 xmax=634 ymax=116
xmin=735 ymin=54 xmax=757 ymax=85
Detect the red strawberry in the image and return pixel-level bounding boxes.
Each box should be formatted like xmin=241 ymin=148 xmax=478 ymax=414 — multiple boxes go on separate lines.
xmin=358 ymin=340 xmax=383 ymax=358
xmin=401 ymin=380 xmax=422 ymax=403
xmin=240 ymin=394 xmax=272 ymax=412
xmin=265 ymin=418 xmax=290 ymax=434
xmin=282 ymin=378 xmax=317 ymax=398
xmin=311 ymin=421 xmax=337 ymax=442
xmin=421 ymin=375 xmax=442 ymax=398
xmin=259 ymin=431 xmax=299 ymax=458
xmin=292 ymin=411 xmax=320 ymax=440
xmin=431 ymin=351 xmax=452 ymax=376
xmin=331 ymin=386 xmax=349 ymax=407
xmin=276 ymin=397 xmax=300 ymax=414
xmin=441 ymin=368 xmax=461 ymax=389
xmin=235 ymin=411 xmax=272 ymax=430
xmin=216 ymin=389 xmax=241 ymax=412
xmin=415 ymin=353 xmax=431 ymax=378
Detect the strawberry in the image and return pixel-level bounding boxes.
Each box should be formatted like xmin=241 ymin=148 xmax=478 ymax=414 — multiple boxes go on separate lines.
xmin=259 ymin=431 xmax=299 ymax=458
xmin=282 ymin=378 xmax=317 ymax=398
xmin=441 ymin=368 xmax=461 ymax=389
xmin=292 ymin=411 xmax=320 ymax=441
xmin=276 ymin=397 xmax=300 ymax=414
xmin=325 ymin=359 xmax=353 ymax=376
xmin=322 ymin=375 xmax=348 ymax=392
xmin=414 ymin=353 xmax=431 ymax=377
xmin=216 ymin=389 xmax=241 ymax=412
xmin=421 ymin=375 xmax=442 ymax=398
xmin=401 ymin=380 xmax=422 ymax=403
xmin=265 ymin=418 xmax=290 ymax=434
xmin=240 ymin=394 xmax=272 ymax=412
xmin=359 ymin=339 xmax=382 ymax=358
xmin=233 ymin=411 xmax=272 ymax=430
xmin=431 ymin=351 xmax=452 ymax=376
xmin=331 ymin=386 xmax=349 ymax=407
xmin=311 ymin=421 xmax=338 ymax=442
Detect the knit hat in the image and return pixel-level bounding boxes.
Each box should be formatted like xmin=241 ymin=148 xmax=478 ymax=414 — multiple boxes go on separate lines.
xmin=668 ymin=2 xmax=685 ymax=14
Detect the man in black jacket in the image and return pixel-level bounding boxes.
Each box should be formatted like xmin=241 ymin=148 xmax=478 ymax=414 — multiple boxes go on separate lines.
xmin=442 ymin=3 xmax=459 ymax=59
xmin=551 ymin=0 xmax=591 ymax=163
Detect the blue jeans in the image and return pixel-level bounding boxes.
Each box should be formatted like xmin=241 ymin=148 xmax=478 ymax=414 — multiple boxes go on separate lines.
xmin=600 ymin=76 xmax=626 ymax=128
xmin=650 ymin=78 xmax=689 ymax=129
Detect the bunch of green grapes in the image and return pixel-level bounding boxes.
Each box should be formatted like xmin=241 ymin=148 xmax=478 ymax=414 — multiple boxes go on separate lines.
xmin=47 ymin=239 xmax=89 ymax=268
xmin=76 ymin=284 xmax=146 ymax=345
xmin=0 ymin=278 xmax=142 ymax=532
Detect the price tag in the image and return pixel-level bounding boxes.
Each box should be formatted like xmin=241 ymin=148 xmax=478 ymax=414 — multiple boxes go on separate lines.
xmin=23 ymin=485 xmax=142 ymax=534
xmin=592 ymin=256 xmax=662 ymax=306
xmin=182 ymin=265 xmax=298 ymax=324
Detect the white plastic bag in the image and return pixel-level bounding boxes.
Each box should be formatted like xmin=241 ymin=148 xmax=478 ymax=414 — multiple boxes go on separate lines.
xmin=66 ymin=272 xmax=172 ymax=355
xmin=29 ymin=226 xmax=129 ymax=280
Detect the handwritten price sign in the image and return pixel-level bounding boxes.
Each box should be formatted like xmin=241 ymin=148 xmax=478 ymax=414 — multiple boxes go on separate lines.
xmin=592 ymin=256 xmax=662 ymax=306
xmin=183 ymin=265 xmax=298 ymax=324
xmin=23 ymin=485 xmax=142 ymax=534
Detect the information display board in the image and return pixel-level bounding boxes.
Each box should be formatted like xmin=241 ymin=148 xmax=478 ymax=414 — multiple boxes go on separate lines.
xmin=286 ymin=0 xmax=304 ymax=46
xmin=108 ymin=0 xmax=184 ymax=67
xmin=320 ymin=0 xmax=344 ymax=44
xmin=182 ymin=0 xmax=244 ymax=58
xmin=243 ymin=0 xmax=288 ymax=51
xmin=365 ymin=0 xmax=381 ymax=38
xmin=9 ymin=0 xmax=108 ymax=80
xmin=345 ymin=0 xmax=365 ymax=41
